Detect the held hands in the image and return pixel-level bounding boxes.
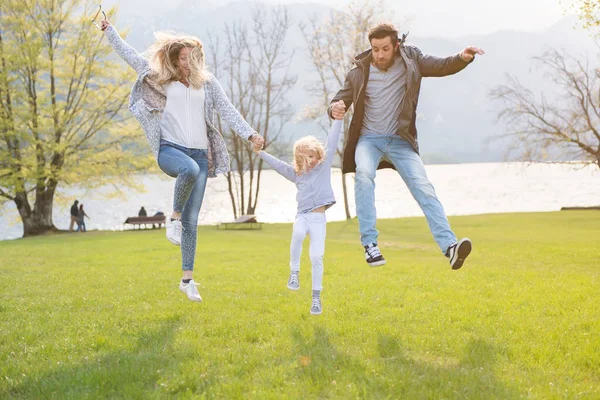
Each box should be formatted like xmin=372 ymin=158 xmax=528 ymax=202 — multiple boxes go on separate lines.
xmin=250 ymin=134 xmax=264 ymax=154
xmin=459 ymin=46 xmax=485 ymax=62
xmin=331 ymin=100 xmax=346 ymax=120
xmin=252 ymin=141 xmax=262 ymax=154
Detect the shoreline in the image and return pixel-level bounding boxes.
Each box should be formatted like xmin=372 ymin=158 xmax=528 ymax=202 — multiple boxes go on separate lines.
xmin=3 ymin=209 xmax=599 ymax=241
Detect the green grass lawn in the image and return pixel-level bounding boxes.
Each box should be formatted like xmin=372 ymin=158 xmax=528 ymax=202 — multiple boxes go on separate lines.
xmin=0 ymin=211 xmax=598 ymax=399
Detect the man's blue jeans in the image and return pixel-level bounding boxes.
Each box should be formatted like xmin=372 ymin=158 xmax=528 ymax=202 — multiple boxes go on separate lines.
xmin=354 ymin=134 xmax=457 ymax=254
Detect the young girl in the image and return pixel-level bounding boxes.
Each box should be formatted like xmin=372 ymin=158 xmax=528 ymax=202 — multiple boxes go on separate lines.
xmin=253 ymin=113 xmax=343 ymax=315
xmin=100 ymin=19 xmax=263 ymax=302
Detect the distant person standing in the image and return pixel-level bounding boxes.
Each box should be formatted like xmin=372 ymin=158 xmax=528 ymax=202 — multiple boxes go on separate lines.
xmin=138 ymin=206 xmax=148 ymax=217
xmin=76 ymin=204 xmax=90 ymax=232
xmin=69 ymin=200 xmax=79 ymax=232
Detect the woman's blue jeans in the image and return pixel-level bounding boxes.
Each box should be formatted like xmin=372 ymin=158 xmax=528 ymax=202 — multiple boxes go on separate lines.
xmin=158 ymin=140 xmax=208 ymax=271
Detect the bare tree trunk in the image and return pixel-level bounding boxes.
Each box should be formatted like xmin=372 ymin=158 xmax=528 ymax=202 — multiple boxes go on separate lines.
xmin=226 ymin=172 xmax=238 ymax=220
xmin=300 ymin=2 xmax=396 ymax=219
xmin=490 ymin=49 xmax=600 ymax=167
xmin=341 ymin=173 xmax=351 ymax=219
xmin=205 ymin=7 xmax=296 ymax=220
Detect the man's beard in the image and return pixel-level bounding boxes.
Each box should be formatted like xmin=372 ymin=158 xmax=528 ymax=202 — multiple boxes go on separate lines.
xmin=373 ymin=57 xmax=394 ymax=71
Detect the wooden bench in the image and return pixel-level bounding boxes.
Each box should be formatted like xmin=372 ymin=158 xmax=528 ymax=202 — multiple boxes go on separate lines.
xmin=124 ymin=215 xmax=166 ymax=229
xmin=218 ymin=214 xmax=262 ymax=230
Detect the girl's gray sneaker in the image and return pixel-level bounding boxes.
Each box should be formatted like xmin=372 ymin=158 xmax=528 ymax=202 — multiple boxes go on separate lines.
xmin=287 ymin=272 xmax=299 ymax=290
xmin=310 ymin=297 xmax=322 ymax=315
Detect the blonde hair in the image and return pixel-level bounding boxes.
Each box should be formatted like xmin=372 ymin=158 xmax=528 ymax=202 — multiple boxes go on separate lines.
xmin=292 ymin=136 xmax=325 ymax=175
xmin=147 ymin=31 xmax=210 ymax=89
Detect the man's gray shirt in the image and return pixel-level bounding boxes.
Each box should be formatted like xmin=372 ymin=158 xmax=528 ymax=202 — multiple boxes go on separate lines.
xmin=361 ymin=57 xmax=407 ymax=135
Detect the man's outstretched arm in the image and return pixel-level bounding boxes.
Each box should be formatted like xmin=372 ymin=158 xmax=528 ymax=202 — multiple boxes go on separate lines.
xmin=413 ymin=45 xmax=484 ymax=77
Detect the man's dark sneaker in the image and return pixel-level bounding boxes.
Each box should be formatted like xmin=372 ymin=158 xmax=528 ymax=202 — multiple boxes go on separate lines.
xmin=364 ymin=243 xmax=386 ymax=267
xmin=446 ymin=238 xmax=472 ymax=270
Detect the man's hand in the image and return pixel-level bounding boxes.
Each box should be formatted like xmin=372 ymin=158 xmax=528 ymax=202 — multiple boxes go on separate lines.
xmin=459 ymin=46 xmax=485 ymax=62
xmin=331 ymin=100 xmax=346 ymax=120
xmin=100 ymin=20 xmax=111 ymax=31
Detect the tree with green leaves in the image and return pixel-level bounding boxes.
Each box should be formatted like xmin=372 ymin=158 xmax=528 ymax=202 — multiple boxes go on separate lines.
xmin=574 ymin=0 xmax=600 ymax=34
xmin=0 ymin=0 xmax=153 ymax=237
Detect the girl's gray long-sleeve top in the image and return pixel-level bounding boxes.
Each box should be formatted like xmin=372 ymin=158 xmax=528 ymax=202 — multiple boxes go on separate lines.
xmin=259 ymin=120 xmax=343 ymax=214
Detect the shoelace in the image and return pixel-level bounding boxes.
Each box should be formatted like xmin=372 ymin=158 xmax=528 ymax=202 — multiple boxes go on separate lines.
xmin=447 ymin=245 xmax=456 ymax=258
xmin=187 ymin=282 xmax=200 ymax=296
xmin=366 ymin=246 xmax=382 ymax=258
xmin=311 ymin=297 xmax=321 ymax=309
xmin=289 ymin=274 xmax=299 ymax=285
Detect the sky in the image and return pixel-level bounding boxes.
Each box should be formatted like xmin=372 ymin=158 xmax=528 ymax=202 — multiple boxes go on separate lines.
xmin=287 ymin=0 xmax=575 ymax=37
xmin=102 ymin=0 xmax=575 ymax=37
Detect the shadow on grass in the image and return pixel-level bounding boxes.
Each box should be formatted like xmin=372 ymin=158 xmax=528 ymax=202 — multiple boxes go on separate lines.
xmin=7 ymin=317 xmax=188 ymax=399
xmin=374 ymin=335 xmax=520 ymax=398
xmin=289 ymin=325 xmax=519 ymax=398
xmin=290 ymin=325 xmax=366 ymax=393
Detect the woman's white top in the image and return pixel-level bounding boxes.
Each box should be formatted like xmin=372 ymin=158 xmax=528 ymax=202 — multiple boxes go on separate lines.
xmin=159 ymin=81 xmax=208 ymax=149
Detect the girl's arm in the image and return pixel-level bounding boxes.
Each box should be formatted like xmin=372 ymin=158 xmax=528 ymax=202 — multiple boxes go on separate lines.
xmin=324 ymin=119 xmax=343 ymax=167
xmin=258 ymin=151 xmax=296 ymax=183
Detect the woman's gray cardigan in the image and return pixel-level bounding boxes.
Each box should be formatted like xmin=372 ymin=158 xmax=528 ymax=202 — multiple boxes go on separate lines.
xmin=105 ymin=25 xmax=256 ymax=177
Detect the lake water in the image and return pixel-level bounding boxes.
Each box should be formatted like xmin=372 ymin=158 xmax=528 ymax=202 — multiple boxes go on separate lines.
xmin=1 ymin=162 xmax=599 ymax=240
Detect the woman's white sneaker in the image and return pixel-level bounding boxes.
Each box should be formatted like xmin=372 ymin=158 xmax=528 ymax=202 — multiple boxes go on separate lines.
xmin=179 ymin=279 xmax=202 ymax=302
xmin=166 ymin=218 xmax=182 ymax=245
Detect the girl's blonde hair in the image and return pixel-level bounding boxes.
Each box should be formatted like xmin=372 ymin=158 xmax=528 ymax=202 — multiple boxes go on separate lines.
xmin=147 ymin=31 xmax=210 ymax=89
xmin=292 ymin=136 xmax=325 ymax=174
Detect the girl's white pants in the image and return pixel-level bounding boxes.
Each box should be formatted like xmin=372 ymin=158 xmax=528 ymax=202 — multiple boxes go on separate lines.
xmin=290 ymin=212 xmax=326 ymax=290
